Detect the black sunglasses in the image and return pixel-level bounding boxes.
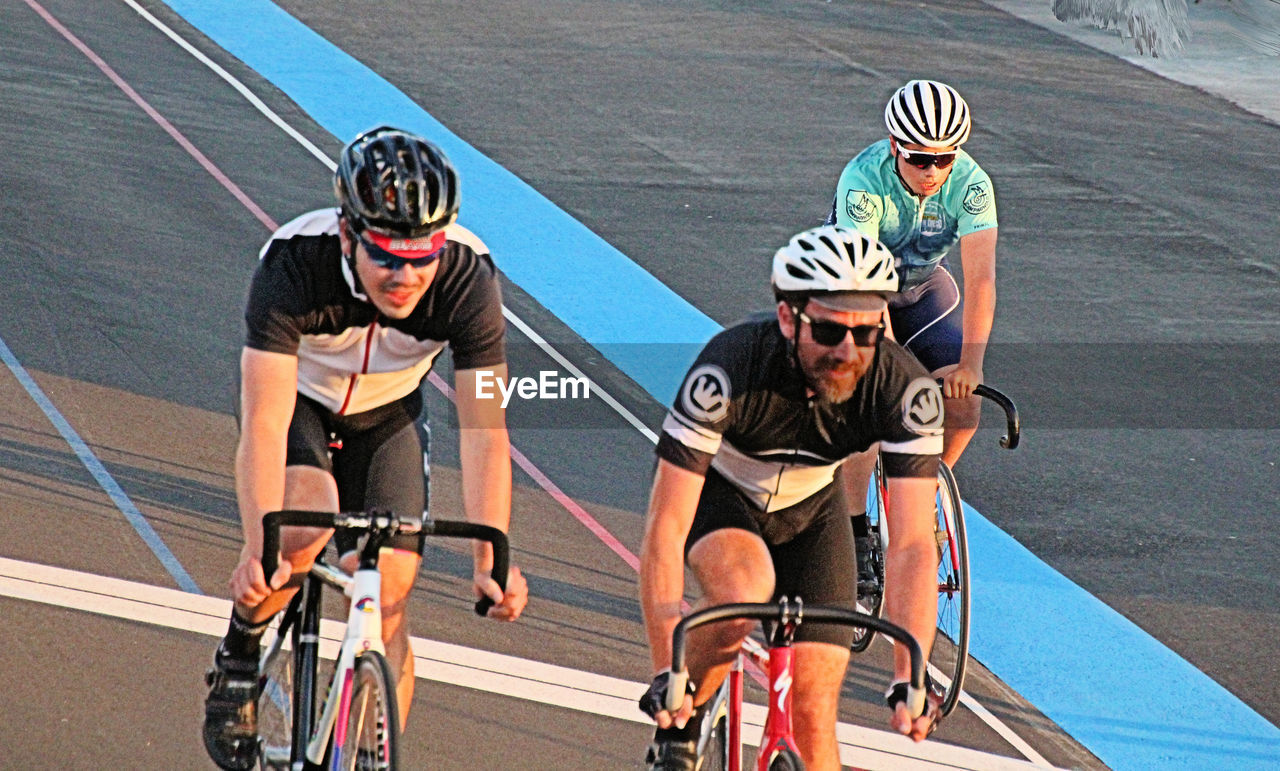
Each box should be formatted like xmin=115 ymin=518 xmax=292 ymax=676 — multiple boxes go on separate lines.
xmin=794 ymin=309 xmax=885 ymax=347
xmin=896 ymin=145 xmax=957 ymax=170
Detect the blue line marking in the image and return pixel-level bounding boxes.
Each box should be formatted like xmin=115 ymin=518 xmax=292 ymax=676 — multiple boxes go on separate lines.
xmin=965 ymin=502 xmax=1280 ymax=768
xmin=154 ymin=1 xmax=1280 ymax=767
xmin=0 ymin=337 xmax=201 ymax=594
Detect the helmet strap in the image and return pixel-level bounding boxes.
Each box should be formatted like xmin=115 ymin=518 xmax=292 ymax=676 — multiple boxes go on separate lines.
xmin=785 ymin=302 xmax=816 ymax=398
xmin=889 ymin=145 xmax=926 ymax=199
xmin=340 ymin=220 xmax=367 ymax=296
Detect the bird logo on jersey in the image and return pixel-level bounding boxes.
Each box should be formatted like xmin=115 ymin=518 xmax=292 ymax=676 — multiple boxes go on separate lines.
xmin=845 ymin=190 xmax=878 ymax=223
xmin=963 ymin=182 xmax=990 ymax=215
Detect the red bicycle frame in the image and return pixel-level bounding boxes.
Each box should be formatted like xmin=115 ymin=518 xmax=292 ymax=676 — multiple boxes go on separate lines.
xmin=666 ymin=599 xmax=927 ymax=770
xmin=757 ymin=643 xmax=801 ymax=769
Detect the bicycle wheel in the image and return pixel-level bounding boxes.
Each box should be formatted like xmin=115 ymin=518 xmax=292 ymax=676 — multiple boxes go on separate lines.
xmin=257 ymin=605 xmax=299 ymax=770
xmin=698 ymin=711 xmax=729 ymax=771
xmin=696 ymin=679 xmax=732 ymax=771
xmin=850 ymin=457 xmax=888 ymax=653
xmin=767 ymin=748 xmax=805 ymax=771
xmin=332 ymin=651 xmax=400 ymax=770
xmin=931 ymin=462 xmax=970 ymax=718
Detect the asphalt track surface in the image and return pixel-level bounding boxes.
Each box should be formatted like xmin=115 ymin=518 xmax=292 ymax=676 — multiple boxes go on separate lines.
xmin=0 ymin=0 xmax=1276 ymax=769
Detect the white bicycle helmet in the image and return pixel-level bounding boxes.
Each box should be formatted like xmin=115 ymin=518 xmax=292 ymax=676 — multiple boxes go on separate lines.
xmin=884 ymin=80 xmax=971 ymax=149
xmin=772 ymin=225 xmax=898 ymax=306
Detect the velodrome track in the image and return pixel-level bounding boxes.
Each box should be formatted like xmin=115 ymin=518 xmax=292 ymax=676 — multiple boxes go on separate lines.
xmin=1 ymin=0 xmax=1277 ymax=768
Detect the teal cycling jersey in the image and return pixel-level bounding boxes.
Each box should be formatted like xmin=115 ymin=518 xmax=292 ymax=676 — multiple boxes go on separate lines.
xmin=828 ymin=139 xmax=997 ymax=289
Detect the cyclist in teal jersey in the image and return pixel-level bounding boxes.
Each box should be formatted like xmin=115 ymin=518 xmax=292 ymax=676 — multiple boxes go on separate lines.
xmin=824 ymin=80 xmax=997 ymax=591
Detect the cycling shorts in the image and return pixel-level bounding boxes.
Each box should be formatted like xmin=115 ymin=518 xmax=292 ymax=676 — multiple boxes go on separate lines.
xmin=685 ymin=468 xmax=857 ymax=647
xmin=285 ymin=391 xmax=428 ymax=556
xmin=889 ymin=261 xmax=962 ymax=374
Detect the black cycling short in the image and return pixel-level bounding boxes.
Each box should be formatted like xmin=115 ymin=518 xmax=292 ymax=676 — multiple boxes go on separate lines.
xmin=286 ymin=390 xmax=428 ymax=556
xmin=685 ymin=468 xmax=858 ymax=647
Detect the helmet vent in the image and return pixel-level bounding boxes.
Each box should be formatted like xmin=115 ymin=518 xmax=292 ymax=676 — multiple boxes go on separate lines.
xmin=771 ymin=225 xmax=899 ymax=297
xmin=335 ymin=126 xmax=460 ymax=237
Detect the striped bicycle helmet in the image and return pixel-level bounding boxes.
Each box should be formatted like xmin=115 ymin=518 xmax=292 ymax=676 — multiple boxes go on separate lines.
xmin=884 ymin=80 xmax=971 ymax=149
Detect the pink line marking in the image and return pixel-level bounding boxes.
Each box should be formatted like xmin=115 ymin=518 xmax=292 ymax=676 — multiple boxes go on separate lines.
xmin=22 ymin=0 xmax=279 ymax=233
xmin=427 ymin=372 xmax=639 ymax=571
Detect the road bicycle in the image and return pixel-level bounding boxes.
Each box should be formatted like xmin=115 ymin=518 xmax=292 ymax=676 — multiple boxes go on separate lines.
xmin=664 ymin=597 xmax=928 ymax=771
xmin=254 ymin=509 xmax=508 ymax=770
xmin=850 ymin=383 xmax=1020 ymax=719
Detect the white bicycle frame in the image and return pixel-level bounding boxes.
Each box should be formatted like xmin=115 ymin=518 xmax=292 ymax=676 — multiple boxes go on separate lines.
xmin=258 ymin=559 xmax=386 ymax=768
xmin=257 ymin=508 xmax=508 ymax=770
xmin=306 ymin=561 xmax=385 ymax=765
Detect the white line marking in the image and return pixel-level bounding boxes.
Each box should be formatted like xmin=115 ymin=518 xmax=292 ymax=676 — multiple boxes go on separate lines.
xmin=0 ymin=557 xmax=1058 ymax=770
xmin=120 ymin=2 xmax=1052 ymax=762
xmin=501 ymin=308 xmax=658 ymax=443
xmin=120 ymin=0 xmax=336 ymax=171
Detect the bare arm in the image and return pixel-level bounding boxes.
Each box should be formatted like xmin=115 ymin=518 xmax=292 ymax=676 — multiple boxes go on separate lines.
xmin=639 ymin=459 xmax=706 ymax=674
xmin=948 ymin=227 xmax=997 ymax=397
xmin=638 ymin=459 xmax=705 ymax=729
xmin=454 ymin=365 xmax=526 ymax=619
xmin=883 ymin=473 xmax=941 ymax=739
xmin=231 ymin=347 xmax=299 ymax=604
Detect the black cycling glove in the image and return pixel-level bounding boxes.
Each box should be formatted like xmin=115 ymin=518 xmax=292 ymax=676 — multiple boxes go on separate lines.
xmin=638 ymin=668 xmax=696 ymax=719
xmin=884 ymin=672 xmax=944 ymax=733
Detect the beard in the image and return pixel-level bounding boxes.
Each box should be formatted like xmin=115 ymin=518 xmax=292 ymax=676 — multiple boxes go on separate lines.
xmin=806 ymin=354 xmax=868 ymax=405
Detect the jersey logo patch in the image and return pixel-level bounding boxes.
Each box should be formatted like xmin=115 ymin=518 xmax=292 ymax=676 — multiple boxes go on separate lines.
xmin=963 ymin=182 xmax=990 ymax=215
xmin=920 ymin=201 xmax=946 ymax=237
xmin=681 ymin=364 xmax=731 ymax=423
xmin=844 ymin=190 xmax=877 ymax=223
xmin=902 ymin=378 xmax=944 ymax=436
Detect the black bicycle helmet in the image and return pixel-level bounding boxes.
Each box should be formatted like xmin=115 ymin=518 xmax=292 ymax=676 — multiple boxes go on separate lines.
xmin=334 ymin=126 xmax=459 ymax=238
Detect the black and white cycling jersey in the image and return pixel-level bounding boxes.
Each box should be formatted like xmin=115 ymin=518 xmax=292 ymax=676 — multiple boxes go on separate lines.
xmin=244 ymin=208 xmax=505 ymax=415
xmin=657 ymin=312 xmax=943 ymax=513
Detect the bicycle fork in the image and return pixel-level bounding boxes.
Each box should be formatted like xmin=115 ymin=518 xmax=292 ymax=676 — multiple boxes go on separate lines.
xmin=306 ymin=566 xmax=386 ymax=766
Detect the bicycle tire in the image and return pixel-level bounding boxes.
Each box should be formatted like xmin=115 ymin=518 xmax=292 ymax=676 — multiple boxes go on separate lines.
xmin=767 ymin=748 xmax=805 ymax=771
xmin=696 ymin=678 xmax=732 ymax=771
xmin=931 ymin=462 xmax=970 ymax=718
xmin=698 ymin=712 xmax=729 ymax=771
xmin=257 ymin=604 xmax=299 ymax=770
xmin=850 ymin=458 xmax=888 ymax=653
xmin=332 ymin=651 xmax=400 ymax=770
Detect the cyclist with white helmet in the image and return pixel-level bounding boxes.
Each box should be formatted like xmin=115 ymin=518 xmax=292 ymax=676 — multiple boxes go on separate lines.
xmin=638 ymin=225 xmax=946 ymax=769
xmin=202 ymin=126 xmax=529 ymax=770
xmin=825 ymin=79 xmax=997 ymax=594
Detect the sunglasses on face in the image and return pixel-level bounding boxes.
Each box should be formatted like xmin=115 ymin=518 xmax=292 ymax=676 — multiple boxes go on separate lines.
xmin=896 ymin=145 xmax=957 ymax=170
xmin=794 ymin=309 xmax=886 ymax=347
xmin=357 ymin=233 xmax=443 ymax=271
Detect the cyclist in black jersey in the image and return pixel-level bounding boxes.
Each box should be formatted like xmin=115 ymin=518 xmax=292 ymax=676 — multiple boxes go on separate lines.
xmin=202 ymin=126 xmax=528 ymax=770
xmin=638 ymin=226 xmax=946 ymax=770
